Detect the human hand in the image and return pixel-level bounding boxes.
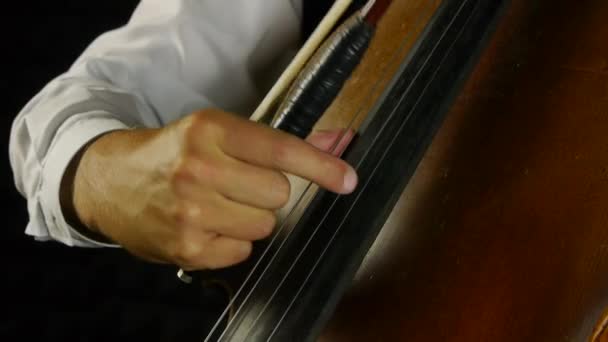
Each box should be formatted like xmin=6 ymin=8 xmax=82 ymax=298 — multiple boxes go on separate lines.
xmin=63 ymin=109 xmax=356 ymax=270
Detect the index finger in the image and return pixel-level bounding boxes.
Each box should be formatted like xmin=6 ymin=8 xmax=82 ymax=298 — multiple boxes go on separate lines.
xmin=219 ymin=116 xmax=358 ymax=194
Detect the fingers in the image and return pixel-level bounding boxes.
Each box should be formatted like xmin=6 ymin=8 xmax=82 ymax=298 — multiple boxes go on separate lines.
xmin=172 ymin=196 xmax=276 ymax=242
xmin=178 ymin=156 xmax=290 ymax=210
xmin=215 ymin=115 xmax=358 ymax=194
xmin=173 ymin=233 xmax=253 ymax=271
xmin=169 ymin=196 xmax=272 ymax=270
xmin=165 ymin=110 xmax=360 ymax=272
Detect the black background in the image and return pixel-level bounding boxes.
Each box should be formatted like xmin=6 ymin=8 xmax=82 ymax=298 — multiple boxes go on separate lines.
xmin=1 ymin=1 xmax=336 ymax=341
xmin=2 ymin=2 xmax=226 ymax=341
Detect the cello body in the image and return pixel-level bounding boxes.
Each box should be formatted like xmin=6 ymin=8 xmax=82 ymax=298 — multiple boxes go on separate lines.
xmin=199 ymin=0 xmax=608 ymax=340
xmin=318 ymin=0 xmax=608 ymax=341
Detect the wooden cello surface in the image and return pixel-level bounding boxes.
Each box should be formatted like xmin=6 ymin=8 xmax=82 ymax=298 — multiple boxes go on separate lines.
xmin=317 ymin=0 xmax=608 ymax=341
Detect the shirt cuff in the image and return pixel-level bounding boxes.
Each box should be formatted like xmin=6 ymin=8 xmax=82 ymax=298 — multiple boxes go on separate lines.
xmin=39 ymin=112 xmax=130 ymax=248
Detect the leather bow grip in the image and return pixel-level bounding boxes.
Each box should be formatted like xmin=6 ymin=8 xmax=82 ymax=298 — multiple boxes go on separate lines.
xmin=271 ymin=14 xmax=374 ymax=139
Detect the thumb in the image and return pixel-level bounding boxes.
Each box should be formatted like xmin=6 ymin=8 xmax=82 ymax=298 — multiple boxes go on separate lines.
xmin=305 ymin=129 xmax=355 ymax=157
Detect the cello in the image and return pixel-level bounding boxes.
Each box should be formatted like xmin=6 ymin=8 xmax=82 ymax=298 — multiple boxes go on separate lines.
xmin=191 ymin=0 xmax=608 ymax=340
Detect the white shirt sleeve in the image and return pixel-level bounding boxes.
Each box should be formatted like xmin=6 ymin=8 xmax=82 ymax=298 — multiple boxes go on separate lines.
xmin=8 ymin=0 xmax=303 ymax=248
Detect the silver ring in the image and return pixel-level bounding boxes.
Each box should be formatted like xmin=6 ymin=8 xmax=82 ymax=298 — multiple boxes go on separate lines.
xmin=176 ymin=268 xmax=193 ymax=284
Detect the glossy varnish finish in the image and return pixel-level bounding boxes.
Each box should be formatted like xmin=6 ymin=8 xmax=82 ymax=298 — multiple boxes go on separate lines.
xmin=319 ymin=0 xmax=608 ymax=341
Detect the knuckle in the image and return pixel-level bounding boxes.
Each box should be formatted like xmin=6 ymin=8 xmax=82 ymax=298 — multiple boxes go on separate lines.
xmin=170 ymin=158 xmax=193 ymax=191
xmin=171 ymin=204 xmax=188 ymax=227
xmin=186 ymin=110 xmax=225 ymax=143
xmin=190 ymin=109 xmax=217 ymax=127
xmin=171 ymin=156 xmax=224 ymax=193
xmin=168 ymin=238 xmax=203 ymax=266
xmin=171 ymin=203 xmax=200 ymax=229
xmin=196 ymin=157 xmax=223 ymax=182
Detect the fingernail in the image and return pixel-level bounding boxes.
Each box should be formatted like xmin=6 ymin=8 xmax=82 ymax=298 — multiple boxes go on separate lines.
xmin=343 ymin=166 xmax=358 ymax=193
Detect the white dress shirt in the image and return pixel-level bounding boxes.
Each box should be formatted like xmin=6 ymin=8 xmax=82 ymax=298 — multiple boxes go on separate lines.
xmin=8 ymin=0 xmax=303 ymax=247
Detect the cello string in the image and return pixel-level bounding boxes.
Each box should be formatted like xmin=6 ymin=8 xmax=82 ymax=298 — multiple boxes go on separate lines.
xmin=266 ymin=2 xmax=473 ymax=339
xmin=203 ymin=186 xmax=315 ymax=340
xmin=207 ymin=0 xmax=408 ymax=339
xmin=229 ymin=0 xmax=438 ymax=337
xmin=207 ymin=7 xmax=392 ymax=342
xmin=239 ymin=0 xmax=446 ymax=339
xmin=240 ymin=0 xmax=457 ymax=338
xmin=204 ymin=5 xmax=374 ymax=338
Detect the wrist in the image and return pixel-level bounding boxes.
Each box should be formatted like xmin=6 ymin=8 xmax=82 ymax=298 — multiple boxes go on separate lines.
xmin=59 ymin=127 xmax=164 ymax=243
xmin=59 ymin=130 xmax=122 ymax=241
